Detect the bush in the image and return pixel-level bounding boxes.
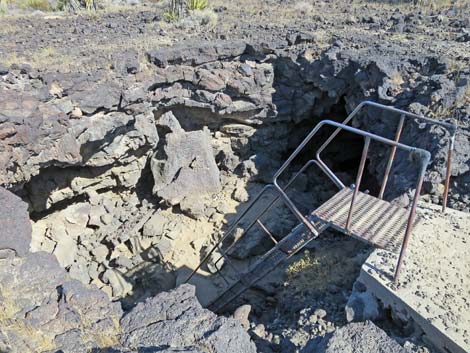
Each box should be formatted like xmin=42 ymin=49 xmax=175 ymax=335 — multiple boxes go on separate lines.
xmin=187 ymin=0 xmax=207 ymax=11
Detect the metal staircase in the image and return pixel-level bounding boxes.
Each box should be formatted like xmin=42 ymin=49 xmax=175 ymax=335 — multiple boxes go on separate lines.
xmin=186 ymin=101 xmax=457 ymax=313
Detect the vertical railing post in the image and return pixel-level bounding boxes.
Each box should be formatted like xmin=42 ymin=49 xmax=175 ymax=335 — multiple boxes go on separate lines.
xmin=379 ymin=114 xmax=405 ymax=199
xmin=442 ymin=135 xmax=454 ymax=212
xmin=394 ymin=152 xmax=429 ymax=283
xmin=346 ymin=137 xmax=371 ymax=232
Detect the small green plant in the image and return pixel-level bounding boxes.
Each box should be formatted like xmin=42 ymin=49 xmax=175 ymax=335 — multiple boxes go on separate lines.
xmin=163 ymin=9 xmax=179 ymax=21
xmin=84 ymin=0 xmax=93 ymax=10
xmin=187 ymin=0 xmax=207 ymax=10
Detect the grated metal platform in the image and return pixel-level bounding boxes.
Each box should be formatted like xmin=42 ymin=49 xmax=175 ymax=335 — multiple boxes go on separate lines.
xmin=311 ymin=187 xmax=419 ymax=254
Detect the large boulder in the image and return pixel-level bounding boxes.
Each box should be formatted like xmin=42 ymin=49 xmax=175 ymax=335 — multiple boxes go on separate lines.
xmin=0 ymin=187 xmax=31 ymax=257
xmin=121 ymin=284 xmax=257 ymax=353
xmin=151 ymin=112 xmax=221 ymax=206
xmin=304 ymin=321 xmax=408 ymax=353
xmin=345 ymin=281 xmax=380 ymax=322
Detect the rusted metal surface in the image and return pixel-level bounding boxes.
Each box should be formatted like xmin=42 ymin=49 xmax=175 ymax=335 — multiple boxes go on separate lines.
xmin=379 ymin=114 xmax=406 ymax=199
xmin=394 ymin=158 xmax=428 ymax=282
xmin=442 ymin=135 xmax=455 ymax=212
xmin=185 ymin=160 xmax=326 ymax=284
xmin=315 ymin=101 xmax=456 ymax=209
xmin=346 ymin=137 xmax=370 ymax=232
xmin=312 ymin=188 xmax=420 ymax=254
xmin=208 ymin=218 xmax=328 ymax=312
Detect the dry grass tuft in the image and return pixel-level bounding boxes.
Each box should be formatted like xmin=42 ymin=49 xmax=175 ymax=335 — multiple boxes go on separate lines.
xmin=0 ymin=0 xmax=51 ymax=11
xmin=294 ymin=0 xmax=315 ymax=15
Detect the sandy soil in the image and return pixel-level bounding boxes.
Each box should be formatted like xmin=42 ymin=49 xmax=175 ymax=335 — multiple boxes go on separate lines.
xmin=362 ymin=202 xmax=470 ymax=352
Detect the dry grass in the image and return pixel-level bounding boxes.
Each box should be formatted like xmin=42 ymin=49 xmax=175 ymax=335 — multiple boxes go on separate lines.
xmin=294 ymin=1 xmax=315 ymax=15
xmin=286 ymin=250 xmax=335 ymax=290
xmin=284 ymin=237 xmax=371 ymax=300
xmin=389 ymin=71 xmax=405 ymax=86
xmin=0 ymin=0 xmax=51 ymax=11
xmin=1 ymin=45 xmax=83 ymax=71
xmin=22 ymin=0 xmax=50 ymax=10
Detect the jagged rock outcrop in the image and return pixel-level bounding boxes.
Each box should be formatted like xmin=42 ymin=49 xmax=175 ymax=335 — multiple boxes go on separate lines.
xmin=147 ymin=40 xmax=248 ymax=68
xmin=0 ymin=187 xmax=256 ymax=353
xmin=121 ymin=284 xmax=257 ymax=353
xmin=1 ymin=197 xmax=120 ymax=353
xmin=345 ymin=281 xmax=380 ymax=323
xmin=0 ymin=71 xmax=157 ymax=201
xmin=2 ymin=36 xmax=469 ymax=305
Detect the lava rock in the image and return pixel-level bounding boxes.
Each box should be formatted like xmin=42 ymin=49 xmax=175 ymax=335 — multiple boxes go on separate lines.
xmin=345 ymin=282 xmax=380 ymax=322
xmin=0 ymin=187 xmax=32 ymax=257
xmin=151 ymin=121 xmax=221 ymax=206
xmin=233 ymin=304 xmax=252 ymax=330
xmin=304 ymin=321 xmax=408 ymax=353
xmin=0 ymin=252 xmax=122 ymax=352
xmin=121 ymin=284 xmax=256 ymax=353
xmin=147 ymin=40 xmax=247 ymax=68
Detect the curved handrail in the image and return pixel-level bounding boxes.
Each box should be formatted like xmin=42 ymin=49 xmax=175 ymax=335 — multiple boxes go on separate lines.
xmin=272 ymin=120 xmax=431 ymax=237
xmin=315 ymin=101 xmax=457 ymax=211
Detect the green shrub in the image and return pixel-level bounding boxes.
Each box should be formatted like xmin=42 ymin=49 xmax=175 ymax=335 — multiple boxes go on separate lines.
xmin=163 ymin=9 xmax=179 ymax=21
xmin=187 ymin=0 xmax=207 ymax=11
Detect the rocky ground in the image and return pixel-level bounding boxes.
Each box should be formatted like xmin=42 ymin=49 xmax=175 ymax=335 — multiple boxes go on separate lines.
xmin=0 ymin=0 xmax=469 ymax=352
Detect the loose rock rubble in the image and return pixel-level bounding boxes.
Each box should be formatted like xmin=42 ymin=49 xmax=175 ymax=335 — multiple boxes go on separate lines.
xmin=0 ymin=190 xmax=255 ymax=353
xmin=305 ymin=321 xmax=409 ymax=353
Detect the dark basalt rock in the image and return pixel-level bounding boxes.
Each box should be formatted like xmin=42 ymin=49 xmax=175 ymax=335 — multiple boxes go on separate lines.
xmin=121 ymin=284 xmax=257 ymax=353
xmin=0 ymin=252 xmax=122 ymax=352
xmin=305 ymin=321 xmax=409 ymax=353
xmin=146 ymin=40 xmax=248 ymax=68
xmin=0 ymin=187 xmax=32 ymax=257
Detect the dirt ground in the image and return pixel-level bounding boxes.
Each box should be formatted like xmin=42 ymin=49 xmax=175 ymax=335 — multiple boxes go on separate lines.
xmin=362 ymin=202 xmax=470 ymax=353
xmin=0 ymin=0 xmax=469 ymax=72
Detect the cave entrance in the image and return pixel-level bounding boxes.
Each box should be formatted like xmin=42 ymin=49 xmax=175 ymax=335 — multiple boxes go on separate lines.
xmin=188 ymin=101 xmax=448 ymax=315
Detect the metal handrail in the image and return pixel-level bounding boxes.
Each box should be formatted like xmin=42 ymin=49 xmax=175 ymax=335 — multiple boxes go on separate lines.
xmin=273 ymin=119 xmax=431 ymax=283
xmin=187 ymin=102 xmax=444 ymax=286
xmin=185 ymin=159 xmax=335 ymax=283
xmin=273 ymin=120 xmax=430 ymax=220
xmin=207 ymin=159 xmax=340 ymax=276
xmin=315 ymin=101 xmax=457 ymax=211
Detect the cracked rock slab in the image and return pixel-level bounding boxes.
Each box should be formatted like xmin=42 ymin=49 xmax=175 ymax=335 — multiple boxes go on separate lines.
xmin=0 ymin=187 xmax=31 ymax=257
xmin=151 ymin=117 xmax=221 ymax=206
xmin=121 ymin=284 xmax=256 ymax=353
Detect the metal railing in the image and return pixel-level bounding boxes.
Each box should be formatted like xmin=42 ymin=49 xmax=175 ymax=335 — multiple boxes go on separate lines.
xmin=272 ymin=119 xmax=431 ymax=282
xmin=187 ymin=101 xmax=454 ymax=286
xmin=185 ymin=160 xmax=333 ymax=284
xmin=314 ymin=101 xmax=457 ymax=212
